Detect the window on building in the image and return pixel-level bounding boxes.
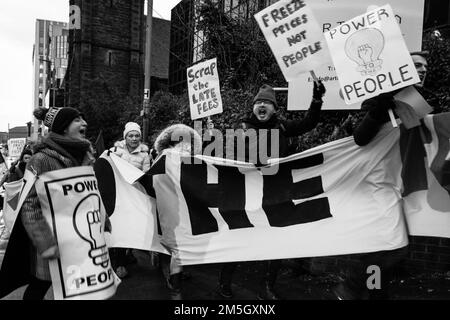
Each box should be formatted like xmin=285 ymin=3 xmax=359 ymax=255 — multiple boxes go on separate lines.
xmin=107 ymin=51 xmax=114 ymax=67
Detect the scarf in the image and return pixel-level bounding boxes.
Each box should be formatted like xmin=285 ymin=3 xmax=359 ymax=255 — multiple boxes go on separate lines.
xmin=244 ymin=114 xmax=280 ymax=129
xmin=42 ymin=132 xmax=91 ymax=166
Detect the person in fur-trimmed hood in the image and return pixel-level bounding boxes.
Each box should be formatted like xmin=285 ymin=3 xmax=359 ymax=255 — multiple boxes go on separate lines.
xmin=151 ymin=123 xmax=202 ymax=300
xmin=110 ymin=122 xmax=151 ymax=172
xmin=153 ymin=123 xmax=203 ymax=157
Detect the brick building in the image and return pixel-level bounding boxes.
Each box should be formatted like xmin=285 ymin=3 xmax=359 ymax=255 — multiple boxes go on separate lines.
xmin=149 ymin=17 xmax=171 ymax=95
xmin=7 ymin=126 xmax=29 ymax=140
xmin=0 ymin=132 xmax=8 ymax=145
xmin=65 ymin=0 xmax=146 ymax=109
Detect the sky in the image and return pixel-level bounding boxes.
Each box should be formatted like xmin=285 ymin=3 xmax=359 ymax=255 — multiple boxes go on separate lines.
xmin=0 ymin=0 xmax=181 ymax=133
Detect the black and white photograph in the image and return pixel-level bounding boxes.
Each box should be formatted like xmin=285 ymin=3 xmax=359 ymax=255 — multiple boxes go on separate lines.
xmin=0 ymin=0 xmax=449 ymax=315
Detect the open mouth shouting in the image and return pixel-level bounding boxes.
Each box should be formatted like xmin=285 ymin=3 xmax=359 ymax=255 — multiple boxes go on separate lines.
xmin=253 ymin=101 xmax=275 ymax=122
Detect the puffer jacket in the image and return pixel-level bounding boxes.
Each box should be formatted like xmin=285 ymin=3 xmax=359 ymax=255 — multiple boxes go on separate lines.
xmin=111 ymin=140 xmax=151 ymax=172
xmin=21 ymin=140 xmax=94 ymax=281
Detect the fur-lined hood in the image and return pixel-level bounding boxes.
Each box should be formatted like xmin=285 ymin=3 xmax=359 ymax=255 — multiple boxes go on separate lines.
xmin=153 ymin=124 xmax=202 ymax=155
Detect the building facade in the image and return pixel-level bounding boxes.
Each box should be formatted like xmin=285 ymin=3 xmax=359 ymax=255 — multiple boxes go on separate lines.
xmin=31 ymin=20 xmax=69 ymax=140
xmin=168 ymin=0 xmax=450 ymax=95
xmin=0 ymin=132 xmax=8 ymax=145
xmin=65 ymin=0 xmax=146 ymax=110
xmin=168 ymin=0 xmax=279 ymax=95
xmin=149 ymin=17 xmax=171 ymax=96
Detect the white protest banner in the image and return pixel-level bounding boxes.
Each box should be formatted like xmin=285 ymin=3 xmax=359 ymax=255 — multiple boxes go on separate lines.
xmin=7 ymin=138 xmax=27 ymax=158
xmin=148 ymin=113 xmax=450 ymax=266
xmin=35 ymin=166 xmax=117 ymax=300
xmin=1 ymin=170 xmax=36 ymax=233
xmin=187 ymin=58 xmax=223 ymax=120
xmin=404 ymin=113 xmax=450 ymax=237
xmin=254 ymin=0 xmax=330 ymax=81
xmin=287 ymin=0 xmax=424 ymax=110
xmin=394 ymin=86 xmax=433 ymax=119
xmin=324 ymin=4 xmax=420 ymax=105
xmin=94 ymin=152 xmax=168 ymax=254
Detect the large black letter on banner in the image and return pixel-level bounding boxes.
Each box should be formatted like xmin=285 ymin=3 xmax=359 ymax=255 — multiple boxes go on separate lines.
xmin=262 ymin=154 xmax=331 ymax=227
xmin=180 ymin=159 xmax=251 ymax=235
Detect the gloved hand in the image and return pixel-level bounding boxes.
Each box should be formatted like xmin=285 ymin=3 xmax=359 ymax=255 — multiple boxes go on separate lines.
xmin=376 ymin=92 xmax=396 ymax=110
xmin=313 ymin=80 xmax=326 ymax=100
xmin=366 ymin=92 xmax=396 ymax=122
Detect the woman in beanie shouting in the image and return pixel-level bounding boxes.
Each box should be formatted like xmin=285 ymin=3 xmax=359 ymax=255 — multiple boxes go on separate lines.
xmin=108 ymin=122 xmax=151 ymax=279
xmin=1 ymin=106 xmax=95 ymax=300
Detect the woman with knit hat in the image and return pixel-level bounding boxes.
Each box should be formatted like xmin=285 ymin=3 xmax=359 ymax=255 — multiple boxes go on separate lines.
xmin=218 ymin=80 xmax=326 ymax=300
xmin=108 ymin=122 xmax=151 ymax=279
xmin=0 ymin=106 xmax=96 ymax=300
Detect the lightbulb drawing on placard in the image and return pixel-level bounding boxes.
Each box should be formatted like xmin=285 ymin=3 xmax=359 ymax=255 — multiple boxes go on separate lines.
xmin=73 ymin=194 xmax=109 ymax=268
xmin=345 ymin=28 xmax=385 ymax=76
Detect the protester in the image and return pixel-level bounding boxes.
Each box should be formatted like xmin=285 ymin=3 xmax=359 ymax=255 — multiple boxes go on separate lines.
xmin=0 ymin=106 xmax=96 ymax=300
xmin=0 ymin=147 xmax=32 ymax=187
xmin=218 ymin=80 xmax=326 ymax=300
xmin=152 ymin=123 xmax=202 ymax=300
xmin=109 ymin=122 xmax=151 ymax=279
xmin=353 ymin=51 xmax=437 ymax=147
xmin=340 ymin=53 xmax=434 ymax=299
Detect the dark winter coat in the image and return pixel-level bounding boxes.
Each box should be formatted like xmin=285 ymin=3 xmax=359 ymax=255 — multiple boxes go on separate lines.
xmin=231 ymin=100 xmax=322 ymax=164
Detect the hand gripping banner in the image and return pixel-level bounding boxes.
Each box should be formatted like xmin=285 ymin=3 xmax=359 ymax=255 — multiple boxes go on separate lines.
xmin=35 ymin=166 xmax=117 ymax=300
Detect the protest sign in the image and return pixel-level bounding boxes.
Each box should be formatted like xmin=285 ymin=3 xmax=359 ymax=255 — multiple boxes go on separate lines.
xmin=187 ymin=58 xmax=223 ymax=120
xmin=7 ymin=138 xmax=26 ymax=158
xmin=324 ymin=4 xmax=420 ymax=105
xmin=254 ymin=0 xmax=330 ymax=81
xmin=287 ymin=0 xmax=425 ymax=110
xmin=35 ymin=166 xmax=117 ymax=300
xmin=144 ymin=113 xmax=450 ymax=265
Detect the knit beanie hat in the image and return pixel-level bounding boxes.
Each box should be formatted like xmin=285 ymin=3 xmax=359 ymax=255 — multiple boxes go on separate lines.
xmin=410 ymin=50 xmax=429 ymax=58
xmin=123 ymin=122 xmax=141 ymax=139
xmin=20 ymin=148 xmax=32 ymax=161
xmin=33 ymin=107 xmax=81 ymax=134
xmin=253 ymin=84 xmax=277 ymax=108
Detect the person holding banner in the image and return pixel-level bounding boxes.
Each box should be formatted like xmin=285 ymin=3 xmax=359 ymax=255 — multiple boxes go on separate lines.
xmin=342 ymin=53 xmax=436 ymax=298
xmin=219 ymin=80 xmax=326 ymax=300
xmin=353 ymin=50 xmax=444 ymax=147
xmin=108 ymin=122 xmax=151 ymax=279
xmin=0 ymin=147 xmax=32 ymax=188
xmin=152 ymin=123 xmax=203 ymax=300
xmin=410 ymin=51 xmax=441 ymax=112
xmin=1 ymin=106 xmax=97 ymax=300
